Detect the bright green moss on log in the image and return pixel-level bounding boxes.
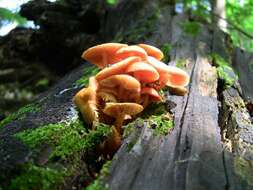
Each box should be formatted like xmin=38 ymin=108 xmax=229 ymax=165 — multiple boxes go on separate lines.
xmin=124 ymin=102 xmax=174 ymax=138
xmin=11 ymin=120 xmax=112 ymax=190
xmin=212 ymin=53 xmax=238 ymax=89
xmin=0 ymin=103 xmax=40 ymax=128
xmin=10 ymin=164 xmax=66 ymax=190
xmin=16 ymin=119 xmax=112 ymax=160
xmin=176 ymin=58 xmax=187 ymax=69
xmin=143 ymin=103 xmax=173 ymax=136
xmin=85 ymin=160 xmax=111 ymax=190
xmin=75 ymin=66 xmax=100 ymax=87
xmin=149 ymin=114 xmax=173 ymax=135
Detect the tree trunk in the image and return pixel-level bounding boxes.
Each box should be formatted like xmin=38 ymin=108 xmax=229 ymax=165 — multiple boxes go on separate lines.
xmin=0 ymin=0 xmax=253 ymax=190
xmin=212 ymin=0 xmax=227 ymax=31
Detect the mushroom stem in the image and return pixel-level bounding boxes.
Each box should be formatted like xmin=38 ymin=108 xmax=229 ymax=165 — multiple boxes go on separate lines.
xmin=100 ymin=126 xmax=121 ymax=157
xmin=102 ymin=52 xmax=108 ymax=67
xmin=114 ymin=114 xmax=126 ymax=134
xmin=142 ymin=95 xmax=150 ymax=108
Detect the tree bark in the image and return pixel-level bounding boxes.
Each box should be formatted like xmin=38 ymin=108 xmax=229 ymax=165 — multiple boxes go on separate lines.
xmin=0 ymin=0 xmax=253 ymax=190
xmin=212 ymin=0 xmax=227 ymax=31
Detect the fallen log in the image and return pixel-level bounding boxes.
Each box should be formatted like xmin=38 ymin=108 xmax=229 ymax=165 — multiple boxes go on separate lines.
xmin=0 ymin=0 xmax=253 ymax=190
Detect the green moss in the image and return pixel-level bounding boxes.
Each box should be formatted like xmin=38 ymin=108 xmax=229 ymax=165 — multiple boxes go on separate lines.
xmin=123 ymin=118 xmax=144 ymax=138
xmin=142 ymin=103 xmax=174 ymax=135
xmin=212 ymin=53 xmax=238 ymax=89
xmin=180 ymin=21 xmax=201 ymax=37
xmin=160 ymin=43 xmax=172 ymax=63
xmin=141 ymin=102 xmax=167 ymax=118
xmin=106 ymin=0 xmax=119 ymax=6
xmin=75 ymin=66 xmax=100 ymax=87
xmin=0 ymin=103 xmax=40 ymax=128
xmin=35 ymin=79 xmax=49 ymax=88
xmin=234 ymin=157 xmax=253 ymax=186
xmin=16 ymin=119 xmax=112 ymax=160
xmin=85 ymin=161 xmax=111 ymax=190
xmin=176 ymin=58 xmax=187 ymax=69
xmin=10 ymin=164 xmax=66 ymax=190
xmin=149 ymin=115 xmax=173 ymax=135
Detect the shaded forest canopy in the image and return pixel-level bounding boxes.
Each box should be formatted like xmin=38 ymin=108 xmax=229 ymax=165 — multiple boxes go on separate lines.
xmin=0 ymin=0 xmax=253 ymax=190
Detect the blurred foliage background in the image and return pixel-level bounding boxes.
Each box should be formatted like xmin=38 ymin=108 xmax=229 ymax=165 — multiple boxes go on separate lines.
xmin=0 ymin=0 xmax=253 ymax=119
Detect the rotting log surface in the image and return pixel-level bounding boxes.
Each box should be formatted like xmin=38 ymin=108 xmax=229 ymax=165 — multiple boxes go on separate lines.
xmin=1 ymin=0 xmax=253 ymax=190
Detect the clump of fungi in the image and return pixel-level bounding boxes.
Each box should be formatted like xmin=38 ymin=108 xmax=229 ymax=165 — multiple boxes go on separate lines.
xmin=74 ymin=43 xmax=189 ymax=156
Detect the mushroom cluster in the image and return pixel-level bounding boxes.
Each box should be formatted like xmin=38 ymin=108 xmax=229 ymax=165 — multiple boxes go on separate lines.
xmin=74 ymin=43 xmax=189 ymax=154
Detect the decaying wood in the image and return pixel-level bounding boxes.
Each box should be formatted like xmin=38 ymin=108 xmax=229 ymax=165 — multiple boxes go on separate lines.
xmin=0 ymin=0 xmax=253 ymax=190
xmin=103 ymin=12 xmax=253 ymax=190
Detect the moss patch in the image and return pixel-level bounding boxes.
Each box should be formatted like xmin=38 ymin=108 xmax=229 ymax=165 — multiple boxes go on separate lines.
xmin=142 ymin=103 xmax=174 ymax=135
xmin=10 ymin=164 xmax=66 ymax=190
xmin=85 ymin=161 xmax=111 ymax=190
xmin=160 ymin=43 xmax=172 ymax=63
xmin=16 ymin=119 xmax=112 ymax=160
xmin=180 ymin=21 xmax=201 ymax=37
xmin=0 ymin=103 xmax=40 ymax=128
xmin=234 ymin=156 xmax=253 ymax=186
xmin=12 ymin=120 xmax=112 ymax=190
xmin=212 ymin=53 xmax=237 ymax=89
xmin=149 ymin=114 xmax=173 ymax=135
xmin=106 ymin=0 xmax=119 ymax=6
xmin=176 ymin=58 xmax=187 ymax=69
xmin=75 ymin=66 xmax=100 ymax=87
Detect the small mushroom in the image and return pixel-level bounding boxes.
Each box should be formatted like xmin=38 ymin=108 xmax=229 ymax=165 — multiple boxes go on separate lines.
xmin=95 ymin=56 xmax=141 ymax=81
xmin=138 ymin=44 xmax=164 ymax=61
xmin=82 ymin=43 xmax=128 ymax=68
xmin=115 ymin=45 xmax=147 ymax=61
xmin=74 ymin=77 xmax=99 ymax=126
xmin=147 ymin=56 xmax=189 ymax=87
xmin=103 ymin=102 xmax=143 ymax=133
xmin=99 ymin=74 xmax=141 ymax=102
xmin=73 ymin=87 xmax=98 ymax=126
xmin=140 ymin=87 xmax=162 ymax=108
xmin=99 ymin=126 xmax=121 ymax=157
xmin=125 ymin=61 xmax=159 ymax=83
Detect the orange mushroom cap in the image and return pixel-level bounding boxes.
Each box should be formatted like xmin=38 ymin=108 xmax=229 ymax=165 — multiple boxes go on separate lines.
xmin=141 ymin=87 xmax=162 ymax=101
xmin=88 ymin=76 xmax=99 ymax=91
xmin=98 ymin=87 xmax=118 ymax=97
xmin=99 ymin=74 xmax=141 ymax=91
xmin=115 ymin=45 xmax=147 ymax=61
xmin=147 ymin=56 xmax=189 ymax=87
xmin=99 ymin=74 xmax=141 ymax=102
xmin=103 ymin=102 xmax=143 ymax=118
xmin=125 ymin=61 xmax=159 ymax=83
xmin=81 ymin=43 xmax=128 ymax=68
xmin=138 ymin=44 xmax=164 ymax=61
xmin=95 ymin=56 xmax=141 ymax=81
xmin=103 ymin=102 xmax=144 ymax=133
